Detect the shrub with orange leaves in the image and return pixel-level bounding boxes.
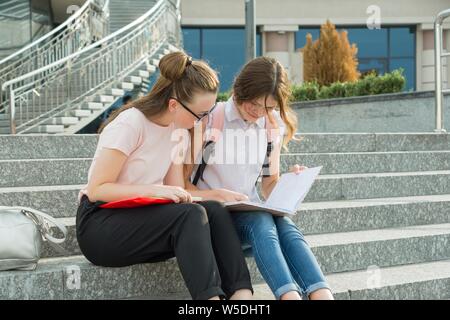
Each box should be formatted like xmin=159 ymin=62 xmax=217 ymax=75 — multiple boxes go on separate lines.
xmin=302 ymin=20 xmax=360 ymax=86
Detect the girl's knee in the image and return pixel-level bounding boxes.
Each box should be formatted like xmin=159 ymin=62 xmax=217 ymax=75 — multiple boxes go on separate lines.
xmin=246 ymin=212 xmax=278 ymax=240
xmin=251 ymin=212 xmax=275 ymax=229
xmin=278 ymin=224 xmax=306 ymax=246
xmin=180 ymin=203 xmax=209 ymax=226
xmin=199 ymin=201 xmax=228 ymax=216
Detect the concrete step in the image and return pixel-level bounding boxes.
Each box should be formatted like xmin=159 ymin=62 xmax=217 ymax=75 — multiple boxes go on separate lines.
xmin=0 ymin=127 xmax=11 ymax=134
xmin=92 ymin=95 xmax=114 ymax=103
xmin=77 ymin=102 xmax=104 ymax=111
xmin=104 ymin=88 xmax=125 ymax=97
xmin=124 ymin=76 xmax=142 ymax=85
xmin=0 ymin=136 xmax=97 ymax=160
xmin=1 ymin=176 xmax=449 ymax=230
xmin=0 ymin=118 xmax=35 ymax=128
xmin=44 ymin=218 xmax=450 ymax=275
xmin=133 ymin=69 xmax=150 ymax=78
xmin=146 ymin=65 xmax=156 ymax=73
xmin=308 ymin=223 xmax=450 ymax=274
xmin=309 ymin=170 xmax=450 ymax=202
xmin=0 ymin=255 xmax=187 ymax=299
xmin=0 ymin=178 xmax=450 ymax=230
xmin=117 ymin=82 xmax=134 ymax=90
xmin=282 ymin=151 xmax=450 ymax=174
xmin=0 ymin=159 xmax=91 ymax=187
xmin=26 ymin=125 xmax=65 ymax=134
xmin=68 ymin=109 xmax=92 ymax=119
xmin=43 ymin=117 xmax=80 ymax=126
xmin=0 ymin=113 xmax=44 ymax=121
xmin=1 ymin=157 xmax=450 ymax=198
xmin=150 ymin=59 xmax=160 ymax=67
xmin=0 ymin=185 xmax=83 ymax=218
xmin=63 ymin=107 xmax=109 ymax=135
xmin=2 ymin=248 xmax=450 ymax=299
xmin=252 ymin=260 xmax=450 ymax=300
xmin=288 ymin=133 xmax=450 ymax=153
xmin=295 ymin=194 xmax=450 ymax=234
xmin=1 ymin=133 xmax=448 ymax=160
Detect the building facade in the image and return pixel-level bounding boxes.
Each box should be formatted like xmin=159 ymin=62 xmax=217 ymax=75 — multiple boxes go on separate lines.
xmin=181 ymin=0 xmax=450 ymax=92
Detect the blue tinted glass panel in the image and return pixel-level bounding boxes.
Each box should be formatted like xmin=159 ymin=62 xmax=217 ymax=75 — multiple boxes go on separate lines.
xmin=390 ymin=27 xmax=415 ymax=57
xmin=389 ymin=58 xmax=414 ymax=91
xmin=295 ymin=28 xmax=320 ymax=49
xmin=358 ymin=58 xmax=388 ymax=76
xmin=345 ymin=27 xmax=388 ymax=58
xmin=256 ymin=32 xmax=262 ymax=56
xmin=202 ymin=28 xmax=246 ymax=91
xmin=182 ymin=28 xmax=201 ymax=58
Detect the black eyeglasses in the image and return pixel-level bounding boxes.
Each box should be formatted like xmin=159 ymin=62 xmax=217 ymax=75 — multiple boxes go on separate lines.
xmin=171 ymin=97 xmax=217 ymax=123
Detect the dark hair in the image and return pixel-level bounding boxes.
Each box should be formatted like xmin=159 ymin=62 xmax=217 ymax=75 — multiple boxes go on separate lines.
xmin=232 ymin=56 xmax=297 ymax=146
xmin=122 ymin=95 xmax=132 ymax=104
xmin=98 ymin=51 xmax=219 ymax=133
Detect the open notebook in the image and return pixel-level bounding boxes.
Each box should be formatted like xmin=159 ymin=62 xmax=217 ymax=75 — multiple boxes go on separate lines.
xmin=225 ymin=166 xmax=322 ymax=216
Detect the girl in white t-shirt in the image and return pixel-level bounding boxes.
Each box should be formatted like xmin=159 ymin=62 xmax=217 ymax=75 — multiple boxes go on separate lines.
xmin=76 ymin=52 xmax=253 ymax=300
xmin=187 ymin=57 xmax=334 ymax=300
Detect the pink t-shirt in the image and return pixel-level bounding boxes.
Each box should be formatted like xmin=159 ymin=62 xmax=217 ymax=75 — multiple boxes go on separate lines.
xmin=78 ymin=107 xmax=189 ymax=202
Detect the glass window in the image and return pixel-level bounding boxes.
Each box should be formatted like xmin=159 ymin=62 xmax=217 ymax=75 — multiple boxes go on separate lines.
xmin=182 ymin=28 xmax=201 ymax=58
xmin=358 ymin=58 xmax=388 ymax=76
xmin=390 ymin=27 xmax=415 ymax=58
xmin=345 ymin=27 xmax=388 ymax=58
xmin=295 ymin=26 xmax=415 ymax=90
xmin=256 ymin=32 xmax=261 ymax=57
xmin=390 ymin=58 xmax=415 ymax=91
xmin=202 ymin=28 xmax=246 ymax=91
xmin=181 ymin=27 xmax=262 ymax=91
xmin=295 ymin=28 xmax=320 ymax=50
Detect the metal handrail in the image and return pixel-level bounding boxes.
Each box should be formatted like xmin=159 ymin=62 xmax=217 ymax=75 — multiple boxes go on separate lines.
xmin=2 ymin=0 xmax=181 ymax=134
xmin=0 ymin=0 xmax=109 ymax=112
xmin=434 ymin=8 xmax=450 ymax=133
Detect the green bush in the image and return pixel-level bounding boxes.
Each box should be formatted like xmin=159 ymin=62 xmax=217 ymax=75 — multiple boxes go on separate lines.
xmin=372 ymin=69 xmax=405 ymax=94
xmin=217 ymin=91 xmax=231 ymax=102
xmin=318 ymin=82 xmax=348 ymax=99
xmin=294 ymin=69 xmax=405 ymax=102
xmin=291 ymin=82 xmax=320 ymax=101
xmin=217 ymin=69 xmax=406 ymax=103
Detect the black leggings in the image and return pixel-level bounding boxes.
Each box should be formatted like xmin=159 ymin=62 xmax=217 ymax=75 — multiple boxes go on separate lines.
xmin=76 ymin=195 xmax=253 ymax=300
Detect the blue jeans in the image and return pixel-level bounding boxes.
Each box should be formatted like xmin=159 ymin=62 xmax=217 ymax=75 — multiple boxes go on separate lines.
xmin=231 ymin=211 xmax=330 ymax=299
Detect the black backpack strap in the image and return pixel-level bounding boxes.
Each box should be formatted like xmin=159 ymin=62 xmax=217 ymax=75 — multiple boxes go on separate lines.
xmin=259 ymin=141 xmax=274 ymax=181
xmin=192 ymin=140 xmax=215 ymax=186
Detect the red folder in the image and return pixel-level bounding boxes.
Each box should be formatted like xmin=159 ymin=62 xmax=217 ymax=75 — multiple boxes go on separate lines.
xmin=99 ymin=197 xmax=174 ymax=209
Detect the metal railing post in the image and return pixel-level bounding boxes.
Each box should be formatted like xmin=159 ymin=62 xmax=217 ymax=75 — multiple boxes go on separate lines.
xmin=434 ymin=8 xmax=450 ymax=133
xmin=9 ymin=89 xmax=16 ymax=134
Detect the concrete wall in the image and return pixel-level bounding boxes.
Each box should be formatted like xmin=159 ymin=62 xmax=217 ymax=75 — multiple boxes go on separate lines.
xmin=181 ymin=0 xmax=450 ymax=26
xmin=292 ymin=91 xmax=450 ymax=132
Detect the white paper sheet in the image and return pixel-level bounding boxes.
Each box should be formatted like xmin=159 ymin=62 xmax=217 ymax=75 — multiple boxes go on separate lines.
xmin=225 ymin=166 xmax=322 ymax=216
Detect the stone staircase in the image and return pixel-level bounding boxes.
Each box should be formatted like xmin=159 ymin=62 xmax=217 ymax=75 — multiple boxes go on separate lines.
xmin=0 ymin=0 xmax=30 ymax=20
xmin=0 ymin=133 xmax=450 ymax=299
xmin=0 ymin=0 xmax=177 ymax=135
xmin=0 ymin=46 xmax=172 ymax=135
xmin=109 ymin=0 xmax=158 ymax=33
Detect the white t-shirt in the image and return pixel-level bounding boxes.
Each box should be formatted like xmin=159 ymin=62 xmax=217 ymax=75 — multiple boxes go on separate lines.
xmin=194 ymin=98 xmax=285 ymax=202
xmin=79 ymin=107 xmax=189 ymax=201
